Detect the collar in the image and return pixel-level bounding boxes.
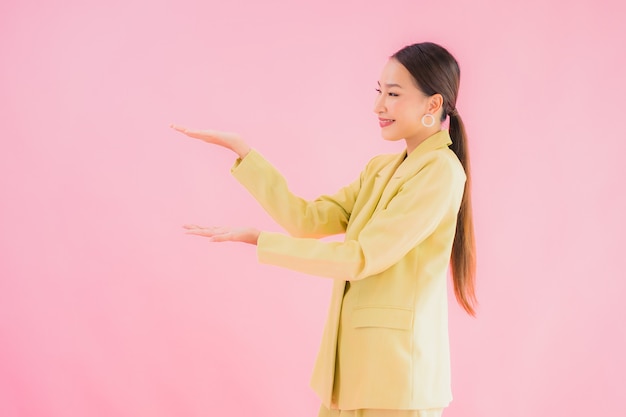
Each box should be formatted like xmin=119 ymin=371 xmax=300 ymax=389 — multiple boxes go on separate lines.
xmin=392 ymin=130 xmax=453 ymax=177
xmin=404 ymin=129 xmax=453 ymax=161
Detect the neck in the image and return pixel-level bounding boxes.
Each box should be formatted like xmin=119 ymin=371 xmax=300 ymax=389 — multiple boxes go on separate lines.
xmin=404 ymin=127 xmax=440 ymax=154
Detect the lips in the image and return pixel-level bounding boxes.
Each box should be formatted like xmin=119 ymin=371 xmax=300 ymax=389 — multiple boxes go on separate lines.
xmin=378 ymin=118 xmax=395 ymax=128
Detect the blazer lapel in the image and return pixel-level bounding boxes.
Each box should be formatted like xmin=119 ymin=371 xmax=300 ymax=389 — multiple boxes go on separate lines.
xmin=370 ymin=152 xmax=406 ymax=213
xmin=375 ymin=130 xmax=453 ymax=213
xmin=346 ymin=130 xmax=453 ymax=236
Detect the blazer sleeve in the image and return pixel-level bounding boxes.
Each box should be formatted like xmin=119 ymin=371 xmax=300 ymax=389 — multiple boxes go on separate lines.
xmin=255 ymin=154 xmax=465 ymax=281
xmin=231 ymin=149 xmax=363 ymax=238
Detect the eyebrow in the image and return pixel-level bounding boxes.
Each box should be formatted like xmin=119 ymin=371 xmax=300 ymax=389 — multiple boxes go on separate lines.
xmin=377 ymin=81 xmax=403 ymax=88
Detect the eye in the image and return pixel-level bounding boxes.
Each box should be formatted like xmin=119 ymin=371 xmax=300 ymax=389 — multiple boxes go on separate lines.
xmin=375 ymin=88 xmax=382 ymax=94
xmin=388 ymin=92 xmax=399 ymax=97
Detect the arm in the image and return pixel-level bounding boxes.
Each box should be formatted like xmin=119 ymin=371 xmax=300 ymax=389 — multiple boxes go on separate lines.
xmin=256 ymin=155 xmax=465 ymax=280
xmin=170 ymin=125 xmax=360 ymax=237
xmin=231 ymin=149 xmax=362 ymax=238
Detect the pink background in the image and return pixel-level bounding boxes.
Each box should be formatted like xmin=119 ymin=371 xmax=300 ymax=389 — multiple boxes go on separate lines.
xmin=1 ymin=0 xmax=625 ymax=416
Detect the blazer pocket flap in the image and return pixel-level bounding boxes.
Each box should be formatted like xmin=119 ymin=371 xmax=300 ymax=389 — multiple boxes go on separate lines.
xmin=352 ymin=307 xmax=413 ymax=330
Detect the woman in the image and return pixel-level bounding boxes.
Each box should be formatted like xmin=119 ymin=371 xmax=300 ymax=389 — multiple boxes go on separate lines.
xmin=171 ymin=42 xmax=476 ymax=417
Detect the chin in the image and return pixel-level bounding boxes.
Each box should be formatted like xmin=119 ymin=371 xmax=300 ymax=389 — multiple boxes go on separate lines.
xmin=380 ymin=131 xmax=403 ymax=142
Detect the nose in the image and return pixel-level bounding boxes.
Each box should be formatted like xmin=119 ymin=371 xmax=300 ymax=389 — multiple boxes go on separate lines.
xmin=373 ymin=93 xmax=386 ymax=114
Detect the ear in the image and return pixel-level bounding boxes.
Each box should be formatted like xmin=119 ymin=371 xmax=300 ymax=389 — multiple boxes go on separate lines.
xmin=427 ymin=93 xmax=444 ymax=115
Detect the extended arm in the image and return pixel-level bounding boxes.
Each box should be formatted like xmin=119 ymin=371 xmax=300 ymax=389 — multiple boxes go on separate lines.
xmin=255 ymin=156 xmax=465 ymax=280
xmin=172 ymin=125 xmax=360 ymax=237
xmin=180 ymin=140 xmax=464 ymax=281
xmin=231 ymin=149 xmax=361 ymax=237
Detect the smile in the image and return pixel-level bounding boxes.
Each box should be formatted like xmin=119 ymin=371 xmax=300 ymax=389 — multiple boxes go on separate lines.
xmin=378 ymin=118 xmax=395 ymax=128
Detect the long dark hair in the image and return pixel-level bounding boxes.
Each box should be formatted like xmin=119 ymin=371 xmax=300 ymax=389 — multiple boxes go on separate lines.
xmin=393 ymin=42 xmax=477 ymax=316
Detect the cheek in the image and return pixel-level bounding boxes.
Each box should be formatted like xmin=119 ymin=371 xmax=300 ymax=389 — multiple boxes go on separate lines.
xmin=395 ymin=99 xmax=418 ymax=115
xmin=402 ymin=96 xmax=428 ymax=114
xmin=395 ymin=103 xmax=420 ymax=122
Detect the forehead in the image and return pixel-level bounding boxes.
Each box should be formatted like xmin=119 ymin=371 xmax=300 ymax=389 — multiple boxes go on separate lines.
xmin=379 ymin=58 xmax=417 ymax=88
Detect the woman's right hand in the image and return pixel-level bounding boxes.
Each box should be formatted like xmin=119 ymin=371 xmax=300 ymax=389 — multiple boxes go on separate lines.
xmin=170 ymin=124 xmax=251 ymax=159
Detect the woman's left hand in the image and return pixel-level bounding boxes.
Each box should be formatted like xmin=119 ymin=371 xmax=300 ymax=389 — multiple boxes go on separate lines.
xmin=183 ymin=224 xmax=260 ymax=245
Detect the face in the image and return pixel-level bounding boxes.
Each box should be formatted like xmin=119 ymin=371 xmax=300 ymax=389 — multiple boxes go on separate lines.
xmin=374 ymin=59 xmax=441 ymax=148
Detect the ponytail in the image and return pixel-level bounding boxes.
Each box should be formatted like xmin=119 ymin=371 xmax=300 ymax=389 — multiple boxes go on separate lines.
xmin=392 ymin=41 xmax=477 ymax=316
xmin=448 ymin=112 xmax=477 ymax=316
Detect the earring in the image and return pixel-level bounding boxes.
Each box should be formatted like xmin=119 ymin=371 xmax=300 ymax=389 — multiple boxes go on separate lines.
xmin=421 ymin=113 xmax=436 ymax=128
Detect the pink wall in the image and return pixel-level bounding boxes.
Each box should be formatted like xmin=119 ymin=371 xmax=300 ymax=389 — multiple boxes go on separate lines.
xmin=1 ymin=1 xmax=625 ymax=416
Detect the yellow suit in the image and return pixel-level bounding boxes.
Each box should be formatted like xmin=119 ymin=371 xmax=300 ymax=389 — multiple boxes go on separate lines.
xmin=231 ymin=130 xmax=466 ymax=410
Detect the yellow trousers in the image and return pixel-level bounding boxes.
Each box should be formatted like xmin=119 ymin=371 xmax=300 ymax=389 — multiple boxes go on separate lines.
xmin=318 ymin=404 xmax=444 ymax=417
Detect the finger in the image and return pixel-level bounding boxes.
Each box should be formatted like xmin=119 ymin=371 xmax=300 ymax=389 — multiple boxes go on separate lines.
xmin=185 ymin=230 xmax=211 ymax=237
xmin=186 ymin=230 xmax=231 ymax=239
xmin=170 ymin=124 xmax=188 ymax=132
xmin=184 ymin=227 xmax=220 ymax=236
xmin=178 ymin=129 xmax=206 ymax=140
xmin=184 ymin=226 xmax=231 ymax=237
xmin=183 ymin=225 xmax=228 ymax=234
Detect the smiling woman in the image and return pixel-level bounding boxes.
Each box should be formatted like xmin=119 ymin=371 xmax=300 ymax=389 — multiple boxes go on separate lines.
xmin=172 ymin=42 xmax=475 ymax=417
xmin=374 ymin=60 xmax=447 ymax=153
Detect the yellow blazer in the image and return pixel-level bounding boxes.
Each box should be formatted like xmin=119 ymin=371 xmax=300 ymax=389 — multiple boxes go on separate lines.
xmin=231 ymin=130 xmax=466 ymax=410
